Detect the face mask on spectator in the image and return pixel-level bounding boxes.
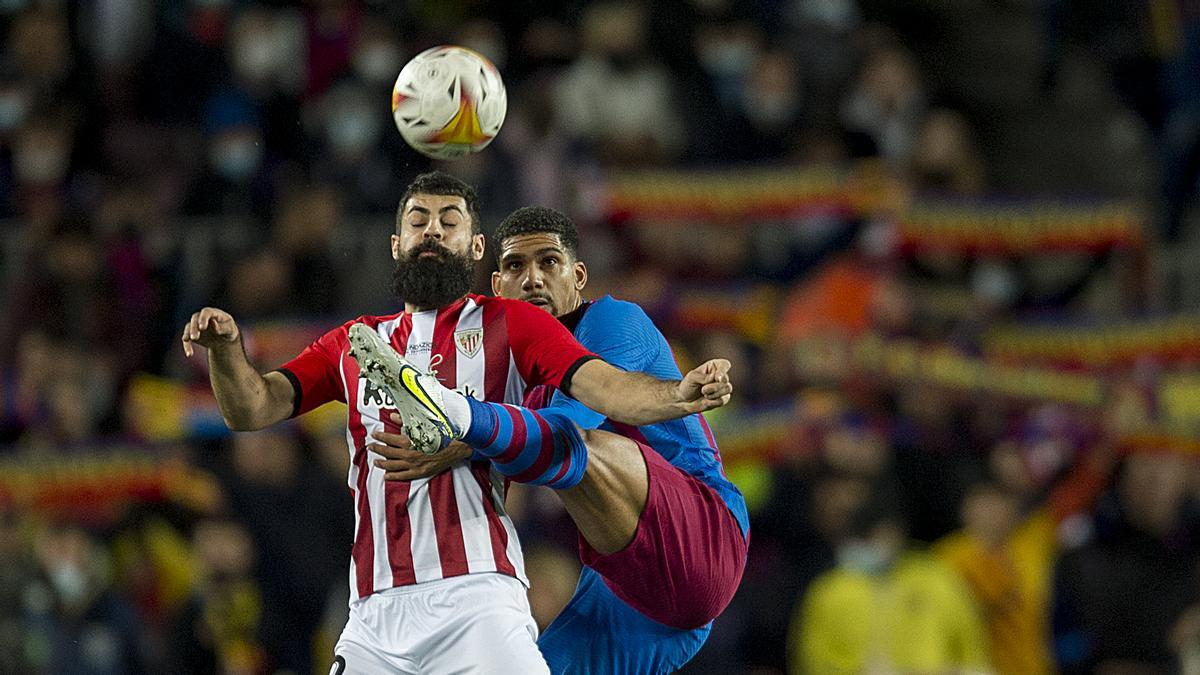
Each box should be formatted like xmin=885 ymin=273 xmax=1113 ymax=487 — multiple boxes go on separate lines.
xmin=48 ymin=560 xmax=88 ymax=605
xmin=837 ymin=540 xmax=892 ymax=575
xmin=327 ymin=105 xmax=382 ymax=155
xmin=0 ymin=91 xmax=28 ymax=131
xmin=210 ymin=136 xmax=262 ymax=181
xmin=235 ymin=39 xmax=276 ymax=82
xmin=971 ymin=260 xmax=1018 ymax=306
xmin=699 ymin=38 xmax=756 ymax=79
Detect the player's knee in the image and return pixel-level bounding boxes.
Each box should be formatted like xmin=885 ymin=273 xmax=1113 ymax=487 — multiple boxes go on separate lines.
xmin=579 ymin=429 xmax=640 ymax=460
xmin=577 ymin=427 xmax=602 ymax=447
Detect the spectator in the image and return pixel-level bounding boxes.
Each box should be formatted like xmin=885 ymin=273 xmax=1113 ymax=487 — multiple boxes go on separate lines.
xmin=935 ymin=438 xmax=1114 ymax=675
xmin=7 ymin=9 xmax=77 ymax=109
xmin=909 ymin=108 xmax=986 ymax=195
xmin=0 ymin=501 xmax=36 ymax=672
xmin=723 ymin=49 xmax=806 ymax=161
xmin=310 ymin=82 xmax=404 ymax=212
xmin=28 ymin=522 xmax=147 ymax=674
xmin=841 ymin=42 xmax=926 ymax=164
xmin=220 ymin=248 xmax=294 ymax=322
xmin=272 ymin=185 xmax=342 ymax=315
xmin=554 ymin=1 xmax=686 ymax=164
xmin=789 ymin=487 xmax=991 ymax=674
xmin=168 ymin=516 xmax=266 ymax=674
xmin=1055 ymin=450 xmax=1200 ymax=673
xmin=219 ymin=426 xmax=351 ymax=674
xmin=183 ymin=92 xmax=272 ymax=218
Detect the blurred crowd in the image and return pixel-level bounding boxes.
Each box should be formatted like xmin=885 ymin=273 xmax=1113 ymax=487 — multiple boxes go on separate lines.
xmin=0 ymin=0 xmax=1198 ymax=673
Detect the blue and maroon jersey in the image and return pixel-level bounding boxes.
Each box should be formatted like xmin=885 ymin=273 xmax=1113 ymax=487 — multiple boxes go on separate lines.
xmin=524 ymin=295 xmax=749 ymax=538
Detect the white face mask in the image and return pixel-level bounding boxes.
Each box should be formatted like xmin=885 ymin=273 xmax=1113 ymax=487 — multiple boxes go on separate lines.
xmin=210 ymin=137 xmax=262 ymax=181
xmin=837 ymin=540 xmax=893 ymax=575
xmin=327 ymin=107 xmax=382 ymax=154
xmin=49 ymin=561 xmax=88 ymax=605
xmin=0 ymin=91 xmax=29 ymax=131
xmin=234 ymin=36 xmax=277 ymax=81
xmin=699 ymin=39 xmax=757 ymax=79
xmin=971 ymin=261 xmax=1018 ymax=305
xmin=796 ymin=0 xmax=858 ymax=31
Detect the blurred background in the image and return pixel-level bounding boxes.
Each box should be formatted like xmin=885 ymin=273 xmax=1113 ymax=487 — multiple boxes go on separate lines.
xmin=0 ymin=0 xmax=1198 ymax=673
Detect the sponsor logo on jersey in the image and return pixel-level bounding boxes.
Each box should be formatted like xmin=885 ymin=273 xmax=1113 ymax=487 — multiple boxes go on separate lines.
xmin=407 ymin=341 xmax=433 ymax=355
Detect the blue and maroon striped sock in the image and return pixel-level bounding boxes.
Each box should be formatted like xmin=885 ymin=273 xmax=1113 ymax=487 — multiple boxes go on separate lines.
xmin=461 ymin=398 xmax=588 ymax=489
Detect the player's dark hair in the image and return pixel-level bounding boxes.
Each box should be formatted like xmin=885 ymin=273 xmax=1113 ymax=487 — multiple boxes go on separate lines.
xmin=397 ymin=171 xmax=482 ymax=234
xmin=493 ymin=206 xmax=580 ymax=262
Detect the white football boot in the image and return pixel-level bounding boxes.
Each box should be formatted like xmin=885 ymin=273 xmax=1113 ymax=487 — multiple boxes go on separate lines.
xmin=347 ymin=323 xmax=456 ymax=454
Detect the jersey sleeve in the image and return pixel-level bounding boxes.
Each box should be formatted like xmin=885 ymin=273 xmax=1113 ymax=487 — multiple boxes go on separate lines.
xmin=573 ymin=299 xmax=664 ymax=373
xmin=276 ymin=322 xmax=349 ymax=417
xmin=503 ymin=299 xmax=598 ymax=391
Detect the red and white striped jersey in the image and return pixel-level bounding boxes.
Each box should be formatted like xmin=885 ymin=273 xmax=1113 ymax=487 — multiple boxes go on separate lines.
xmin=278 ymin=294 xmax=596 ymax=602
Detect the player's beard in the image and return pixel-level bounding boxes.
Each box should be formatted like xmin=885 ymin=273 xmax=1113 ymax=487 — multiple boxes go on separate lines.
xmin=392 ymin=240 xmax=475 ymax=309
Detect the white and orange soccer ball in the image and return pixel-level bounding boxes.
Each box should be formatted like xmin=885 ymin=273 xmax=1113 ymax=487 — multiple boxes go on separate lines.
xmin=391 ymin=45 xmax=507 ymax=160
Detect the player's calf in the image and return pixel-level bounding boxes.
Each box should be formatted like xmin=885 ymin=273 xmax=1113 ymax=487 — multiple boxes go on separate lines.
xmin=461 ymin=400 xmax=589 ymax=490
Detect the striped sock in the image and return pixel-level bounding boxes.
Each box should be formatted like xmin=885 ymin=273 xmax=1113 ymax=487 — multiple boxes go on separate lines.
xmin=462 ymin=397 xmax=588 ymax=489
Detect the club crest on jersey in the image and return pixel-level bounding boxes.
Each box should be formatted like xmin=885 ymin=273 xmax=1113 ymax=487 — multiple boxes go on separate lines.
xmin=454 ymin=328 xmax=483 ymax=358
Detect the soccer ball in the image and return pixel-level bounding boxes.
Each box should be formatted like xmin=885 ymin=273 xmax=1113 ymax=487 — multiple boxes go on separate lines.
xmin=391 ymin=46 xmax=507 ymax=160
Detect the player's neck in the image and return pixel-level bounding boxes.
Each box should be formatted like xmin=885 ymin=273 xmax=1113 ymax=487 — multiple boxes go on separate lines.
xmin=404 ymin=295 xmax=468 ymax=314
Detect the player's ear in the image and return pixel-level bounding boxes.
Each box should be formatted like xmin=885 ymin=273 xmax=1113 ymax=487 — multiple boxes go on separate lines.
xmin=573 ymin=260 xmax=587 ymax=291
xmin=390 ymin=234 xmax=402 ymax=261
xmin=471 ymin=233 xmax=486 ymax=261
xmin=491 ymin=271 xmax=502 ymax=296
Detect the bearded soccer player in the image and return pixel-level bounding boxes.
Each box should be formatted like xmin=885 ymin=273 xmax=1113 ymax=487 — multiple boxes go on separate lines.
xmin=180 ymin=173 xmax=732 ymax=674
xmin=371 ymin=206 xmax=749 ymax=674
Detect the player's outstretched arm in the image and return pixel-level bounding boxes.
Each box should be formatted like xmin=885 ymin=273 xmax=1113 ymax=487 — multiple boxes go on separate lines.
xmin=181 ymin=307 xmax=295 ymax=431
xmin=567 ymin=358 xmax=732 ymax=427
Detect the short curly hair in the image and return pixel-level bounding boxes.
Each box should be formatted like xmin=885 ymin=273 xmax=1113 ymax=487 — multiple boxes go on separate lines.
xmin=396 ymin=171 xmax=482 ymax=234
xmin=493 ymin=206 xmax=580 ymax=262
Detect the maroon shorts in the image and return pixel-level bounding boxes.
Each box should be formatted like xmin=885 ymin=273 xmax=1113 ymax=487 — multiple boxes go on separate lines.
xmin=578 ymin=441 xmax=748 ymax=630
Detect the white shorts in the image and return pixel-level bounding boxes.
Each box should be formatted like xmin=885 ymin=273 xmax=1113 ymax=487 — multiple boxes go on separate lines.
xmin=332 ymin=573 xmax=549 ymax=674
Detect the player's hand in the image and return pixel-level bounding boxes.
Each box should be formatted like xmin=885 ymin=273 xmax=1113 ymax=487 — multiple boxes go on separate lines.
xmin=372 ymin=413 xmax=472 ymax=481
xmin=181 ymin=307 xmax=241 ymax=358
xmin=677 ymin=359 xmax=732 ymax=412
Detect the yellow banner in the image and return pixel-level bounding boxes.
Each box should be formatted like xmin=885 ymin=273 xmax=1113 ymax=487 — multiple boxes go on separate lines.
xmin=846 ymin=334 xmax=1107 ymax=405
xmin=984 ymin=315 xmax=1200 ymax=368
xmin=604 ymin=166 xmax=1145 ymax=254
